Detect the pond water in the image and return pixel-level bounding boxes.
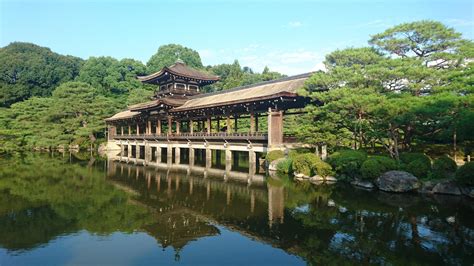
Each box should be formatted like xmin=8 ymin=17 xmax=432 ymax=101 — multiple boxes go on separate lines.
xmin=0 ymin=153 xmax=473 ymax=265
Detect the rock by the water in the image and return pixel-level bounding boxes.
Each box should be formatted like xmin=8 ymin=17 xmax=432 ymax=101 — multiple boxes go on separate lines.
xmin=328 ymin=199 xmax=336 ymax=207
xmin=351 ymin=179 xmax=374 ymax=190
xmin=325 ymin=176 xmax=337 ymax=182
xmin=310 ymin=175 xmax=325 ymax=182
xmin=295 ymin=173 xmax=310 ymax=179
xmin=460 ymin=187 xmax=474 ymax=198
xmin=268 ymin=158 xmax=285 ymax=171
xmin=375 ymin=171 xmax=420 ymax=193
xmin=446 ymin=216 xmax=456 ymax=224
xmin=432 ymin=180 xmax=462 ymax=196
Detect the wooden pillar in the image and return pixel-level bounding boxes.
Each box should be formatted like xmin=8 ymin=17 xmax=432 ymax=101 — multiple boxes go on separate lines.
xmin=207 ymin=117 xmax=211 ymax=134
xmin=234 ymin=115 xmax=238 ymax=132
xmin=225 ymin=149 xmax=232 ymax=174
xmin=267 ymin=108 xmax=283 ymax=147
xmin=190 ymin=120 xmax=194 ymax=134
xmin=156 ymin=147 xmax=162 ymax=163
xmin=168 ymin=117 xmax=172 ymax=135
xmin=250 ymin=112 xmax=255 ymax=133
xmin=206 ymin=148 xmax=212 ymax=168
xmin=156 ymin=120 xmax=161 ymax=135
xmin=136 ymin=123 xmax=140 ymax=136
xmin=176 ymin=121 xmax=180 ymax=134
xmin=128 ymin=125 xmax=131 ymax=135
xmin=249 ymin=150 xmax=256 ymax=176
xmin=121 ymin=126 xmax=124 ymax=136
xmin=167 ymin=145 xmax=173 ymax=163
xmin=255 ymin=113 xmax=259 ymax=132
xmin=226 ymin=115 xmax=231 ymax=133
xmin=147 ymin=120 xmax=151 ymax=135
xmin=189 ymin=147 xmax=195 ymax=166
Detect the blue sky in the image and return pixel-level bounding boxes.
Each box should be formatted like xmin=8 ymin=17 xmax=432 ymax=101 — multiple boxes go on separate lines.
xmin=1 ymin=0 xmax=473 ymax=75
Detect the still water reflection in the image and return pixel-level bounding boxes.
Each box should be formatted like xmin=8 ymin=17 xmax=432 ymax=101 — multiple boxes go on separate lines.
xmin=0 ymin=153 xmax=473 ymax=265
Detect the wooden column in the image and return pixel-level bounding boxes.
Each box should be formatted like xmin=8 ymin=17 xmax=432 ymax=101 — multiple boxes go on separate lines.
xmin=190 ymin=120 xmax=194 ymax=134
xmin=226 ymin=115 xmax=231 ymax=133
xmin=176 ymin=121 xmax=180 ymax=134
xmin=168 ymin=117 xmax=172 ymax=135
xmin=267 ymin=108 xmax=283 ymax=147
xmin=175 ymin=147 xmax=181 ymax=164
xmin=136 ymin=123 xmax=140 ymax=136
xmin=128 ymin=125 xmax=131 ymax=135
xmin=147 ymin=120 xmax=151 ymax=135
xmin=207 ymin=117 xmax=211 ymax=134
xmin=234 ymin=115 xmax=238 ymax=132
xmin=121 ymin=126 xmax=124 ymax=136
xmin=156 ymin=120 xmax=161 ymax=135
xmin=250 ymin=112 xmax=255 ymax=133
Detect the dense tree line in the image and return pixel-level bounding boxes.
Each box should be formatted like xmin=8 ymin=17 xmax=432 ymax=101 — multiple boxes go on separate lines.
xmin=0 ymin=43 xmax=283 ymax=151
xmin=296 ymin=20 xmax=473 ymax=160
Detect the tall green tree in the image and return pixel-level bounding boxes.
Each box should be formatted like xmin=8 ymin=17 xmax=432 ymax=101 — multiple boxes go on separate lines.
xmin=0 ymin=42 xmax=82 ymax=107
xmin=146 ymin=44 xmax=203 ymax=73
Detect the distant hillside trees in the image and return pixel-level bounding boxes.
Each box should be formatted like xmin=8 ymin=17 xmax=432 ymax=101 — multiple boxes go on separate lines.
xmin=0 ymin=42 xmax=83 ymax=107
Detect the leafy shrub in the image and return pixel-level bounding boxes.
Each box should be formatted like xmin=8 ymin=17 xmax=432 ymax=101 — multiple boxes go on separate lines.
xmin=360 ymin=156 xmax=398 ymax=180
xmin=455 ymin=162 xmax=474 ymax=186
xmin=406 ymin=159 xmax=431 ymax=178
xmin=266 ymin=150 xmax=285 ymax=163
xmin=276 ymin=158 xmax=293 ymax=174
xmin=400 ymin=152 xmax=431 ymax=168
xmin=292 ymin=153 xmax=320 ymax=176
xmin=431 ymin=155 xmax=457 ymax=179
xmin=327 ymin=149 xmax=367 ymax=178
xmin=312 ymin=159 xmax=334 ymax=177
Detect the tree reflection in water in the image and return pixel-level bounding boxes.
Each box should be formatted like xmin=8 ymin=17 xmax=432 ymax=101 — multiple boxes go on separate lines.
xmin=0 ymin=153 xmax=472 ymax=265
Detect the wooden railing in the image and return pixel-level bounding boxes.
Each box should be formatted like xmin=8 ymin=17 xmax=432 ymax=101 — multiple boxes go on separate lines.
xmin=112 ymin=132 xmax=269 ymax=141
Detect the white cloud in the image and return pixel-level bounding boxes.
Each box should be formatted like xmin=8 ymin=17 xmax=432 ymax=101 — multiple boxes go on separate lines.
xmin=287 ymin=21 xmax=303 ymax=28
xmin=444 ymin=18 xmax=474 ymax=27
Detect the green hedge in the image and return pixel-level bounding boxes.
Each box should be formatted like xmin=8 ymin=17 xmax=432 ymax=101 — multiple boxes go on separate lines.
xmin=360 ymin=156 xmax=398 ymax=180
xmin=456 ymin=162 xmax=474 ymax=186
xmin=400 ymin=152 xmax=432 ymax=179
xmin=266 ymin=150 xmax=285 ymax=163
xmin=276 ymin=158 xmax=293 ymax=174
xmin=431 ymin=155 xmax=457 ymax=179
xmin=327 ymin=149 xmax=367 ymax=178
xmin=292 ymin=153 xmax=334 ymax=177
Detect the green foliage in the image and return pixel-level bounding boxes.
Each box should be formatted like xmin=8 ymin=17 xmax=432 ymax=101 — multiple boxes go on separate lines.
xmin=147 ymin=44 xmax=203 ymax=73
xmin=327 ymin=150 xmax=367 ymax=178
xmin=276 ymin=158 xmax=293 ymax=174
xmin=266 ymin=150 xmax=285 ymax=163
xmin=405 ymin=160 xmax=431 ymax=179
xmin=291 ymin=153 xmax=333 ymax=177
xmin=292 ymin=153 xmax=321 ymax=176
xmin=312 ymin=159 xmax=334 ymax=177
xmin=400 ymin=152 xmax=432 ymax=167
xmin=431 ymin=155 xmax=457 ymax=179
xmin=455 ymin=162 xmax=474 ymax=186
xmin=0 ymin=42 xmax=82 ymax=106
xmin=360 ymin=156 xmax=397 ymax=180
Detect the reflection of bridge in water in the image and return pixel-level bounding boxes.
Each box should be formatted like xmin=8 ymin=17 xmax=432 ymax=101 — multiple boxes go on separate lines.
xmin=106 ymin=158 xmax=286 ymax=254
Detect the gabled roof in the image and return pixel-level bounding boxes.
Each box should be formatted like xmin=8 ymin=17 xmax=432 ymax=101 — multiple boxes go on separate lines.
xmin=105 ymin=110 xmax=140 ymax=121
xmin=137 ymin=61 xmax=219 ymax=84
xmin=171 ymin=72 xmax=313 ymax=112
xmin=128 ymin=97 xmax=188 ymax=111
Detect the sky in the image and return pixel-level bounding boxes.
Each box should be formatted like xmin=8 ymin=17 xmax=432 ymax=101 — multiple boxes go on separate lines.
xmin=1 ymin=0 xmax=473 ymax=75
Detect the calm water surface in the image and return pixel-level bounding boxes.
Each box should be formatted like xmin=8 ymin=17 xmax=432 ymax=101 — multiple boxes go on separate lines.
xmin=0 ymin=153 xmax=473 ymax=265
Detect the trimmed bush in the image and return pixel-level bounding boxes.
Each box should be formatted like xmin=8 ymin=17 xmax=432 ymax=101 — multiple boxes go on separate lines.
xmin=360 ymin=156 xmax=398 ymax=180
xmin=456 ymin=162 xmax=474 ymax=186
xmin=432 ymin=155 xmax=457 ymax=179
xmin=276 ymin=158 xmax=293 ymax=174
xmin=292 ymin=153 xmax=320 ymax=176
xmin=406 ymin=159 xmax=431 ymax=178
xmin=327 ymin=149 xmax=367 ymax=178
xmin=312 ymin=159 xmax=334 ymax=177
xmin=400 ymin=152 xmax=431 ymax=168
xmin=266 ymin=150 xmax=285 ymax=163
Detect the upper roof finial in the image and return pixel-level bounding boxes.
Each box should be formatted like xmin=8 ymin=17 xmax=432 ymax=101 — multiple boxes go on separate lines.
xmin=175 ymin=52 xmax=184 ymax=64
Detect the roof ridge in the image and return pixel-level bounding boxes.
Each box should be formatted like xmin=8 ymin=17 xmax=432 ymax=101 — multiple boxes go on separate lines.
xmin=192 ymin=72 xmax=314 ymax=99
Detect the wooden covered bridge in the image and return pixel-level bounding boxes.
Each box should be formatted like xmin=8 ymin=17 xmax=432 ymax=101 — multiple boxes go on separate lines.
xmin=105 ymin=60 xmax=313 ymax=174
